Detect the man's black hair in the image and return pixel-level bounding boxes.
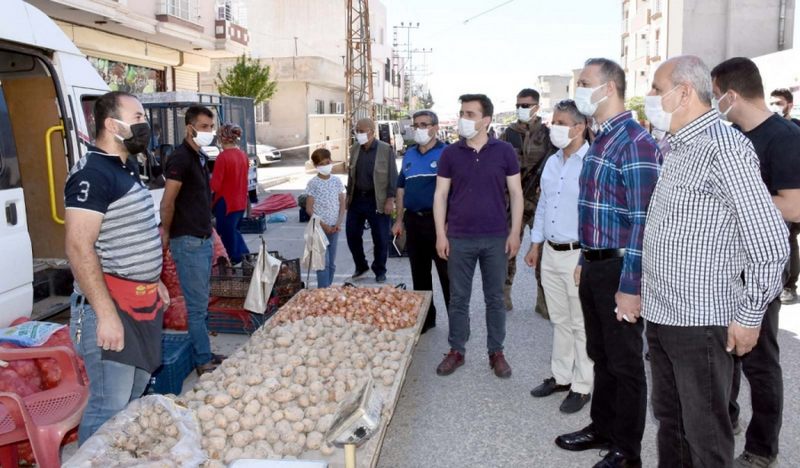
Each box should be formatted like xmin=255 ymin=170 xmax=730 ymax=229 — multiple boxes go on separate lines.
xmin=93 ymin=91 xmax=136 ymax=137
xmin=185 ymin=105 xmax=215 ymax=126
xmin=458 ymin=93 xmax=494 ymax=117
xmin=771 ymin=88 xmax=794 ymax=104
xmin=517 ymin=88 xmax=540 ymax=102
xmin=710 ymin=57 xmax=765 ymax=100
xmin=585 ymin=58 xmax=626 ymax=98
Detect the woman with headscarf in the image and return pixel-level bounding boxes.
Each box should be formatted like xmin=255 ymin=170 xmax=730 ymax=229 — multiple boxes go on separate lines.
xmin=210 ymin=123 xmax=250 ymax=264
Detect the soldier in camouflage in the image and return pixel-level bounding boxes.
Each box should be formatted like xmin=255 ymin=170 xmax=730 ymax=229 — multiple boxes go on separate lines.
xmin=500 ymin=88 xmax=556 ymax=317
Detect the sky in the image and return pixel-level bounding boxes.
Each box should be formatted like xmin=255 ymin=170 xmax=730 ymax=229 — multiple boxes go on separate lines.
xmin=385 ymin=0 xmax=621 ymax=118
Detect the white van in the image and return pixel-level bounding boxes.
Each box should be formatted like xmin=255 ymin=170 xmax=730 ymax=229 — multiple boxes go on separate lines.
xmin=0 ymin=0 xmax=111 ymax=326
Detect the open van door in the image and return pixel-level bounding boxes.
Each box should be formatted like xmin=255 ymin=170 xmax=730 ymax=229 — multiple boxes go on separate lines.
xmin=0 ymin=83 xmax=33 ymax=323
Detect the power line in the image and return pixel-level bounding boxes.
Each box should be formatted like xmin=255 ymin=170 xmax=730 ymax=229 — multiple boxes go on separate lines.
xmin=463 ymin=0 xmax=516 ymax=25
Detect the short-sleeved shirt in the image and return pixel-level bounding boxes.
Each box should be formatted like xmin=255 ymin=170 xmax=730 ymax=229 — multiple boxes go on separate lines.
xmin=64 ymin=146 xmax=163 ymax=370
xmin=397 ymin=140 xmax=446 ymax=212
xmin=437 ymin=137 xmax=520 ymax=237
xmin=164 ymin=142 xmax=212 ymax=238
xmin=306 ymin=175 xmax=344 ymax=226
xmin=736 ymin=114 xmax=800 ymax=194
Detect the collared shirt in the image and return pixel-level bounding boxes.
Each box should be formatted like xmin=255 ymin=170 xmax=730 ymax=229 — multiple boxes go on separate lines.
xmin=578 ymin=111 xmax=661 ymax=294
xmin=531 ymin=142 xmax=588 ymax=244
xmin=641 ymin=110 xmax=789 ymax=327
xmin=437 ymin=136 xmax=520 ymax=238
xmin=397 ymin=140 xmax=446 ymax=212
xmin=355 ymin=139 xmax=378 ymax=193
xmin=164 ymin=141 xmax=212 ymax=238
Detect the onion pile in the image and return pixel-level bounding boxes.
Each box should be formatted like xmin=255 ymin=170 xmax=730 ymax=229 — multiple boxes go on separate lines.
xmin=180 ymin=315 xmax=414 ymax=465
xmin=275 ymin=286 xmax=424 ymax=331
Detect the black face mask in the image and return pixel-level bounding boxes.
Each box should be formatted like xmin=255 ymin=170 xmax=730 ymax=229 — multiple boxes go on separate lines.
xmin=115 ymin=119 xmax=151 ymax=154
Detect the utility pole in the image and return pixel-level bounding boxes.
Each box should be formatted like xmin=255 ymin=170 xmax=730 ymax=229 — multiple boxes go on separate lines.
xmin=393 ymin=22 xmax=419 ymax=111
xmin=345 ymin=0 xmax=375 ymax=166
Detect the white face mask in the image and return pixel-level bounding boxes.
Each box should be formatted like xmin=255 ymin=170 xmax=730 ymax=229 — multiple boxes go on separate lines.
xmin=457 ymin=118 xmax=479 ymax=140
xmin=575 ymin=83 xmax=608 ymax=117
xmin=193 ymin=131 xmax=215 ymax=147
xmin=644 ymin=86 xmax=680 ymax=133
xmin=712 ymin=92 xmax=734 ymax=121
xmin=316 ymin=163 xmax=334 ymax=176
xmin=356 ymin=132 xmax=369 ymax=145
xmin=550 ymin=124 xmax=575 ymax=149
xmin=413 ymin=128 xmax=433 ymax=146
xmin=768 ymin=104 xmax=783 ymax=115
xmin=517 ymin=107 xmax=533 ymax=123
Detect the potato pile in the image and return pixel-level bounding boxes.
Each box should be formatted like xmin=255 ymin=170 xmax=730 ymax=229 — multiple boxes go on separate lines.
xmin=181 ymin=315 xmax=414 ymax=465
xmin=276 ymin=286 xmax=424 ymax=330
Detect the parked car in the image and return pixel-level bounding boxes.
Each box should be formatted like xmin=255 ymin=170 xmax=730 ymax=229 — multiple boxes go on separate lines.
xmin=256 ymin=144 xmax=282 ymax=166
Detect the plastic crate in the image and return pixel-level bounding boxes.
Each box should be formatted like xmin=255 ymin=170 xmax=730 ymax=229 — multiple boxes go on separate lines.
xmin=238 ymin=215 xmax=267 ymax=234
xmin=148 ymin=333 xmax=193 ymax=395
xmin=208 ymin=297 xmax=270 ymax=335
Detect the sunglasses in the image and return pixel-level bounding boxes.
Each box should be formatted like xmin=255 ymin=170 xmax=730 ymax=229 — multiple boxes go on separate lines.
xmin=516 ymin=103 xmax=539 ymax=109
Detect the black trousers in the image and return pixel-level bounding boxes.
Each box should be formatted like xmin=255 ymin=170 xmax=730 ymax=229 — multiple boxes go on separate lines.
xmin=404 ymin=212 xmax=449 ymax=330
xmin=729 ymin=297 xmax=783 ymax=458
xmin=579 ymin=257 xmax=647 ymax=458
xmin=648 ymin=322 xmax=734 ymax=467
xmin=787 ymin=222 xmax=799 ymax=290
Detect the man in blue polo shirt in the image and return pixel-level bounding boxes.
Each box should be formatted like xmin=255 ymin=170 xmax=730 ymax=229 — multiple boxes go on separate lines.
xmin=433 ymin=94 xmax=524 ymax=378
xmin=392 ymin=110 xmax=450 ymax=334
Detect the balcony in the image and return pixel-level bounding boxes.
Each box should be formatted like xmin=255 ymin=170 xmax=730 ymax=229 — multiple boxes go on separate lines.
xmin=215 ymin=20 xmax=249 ymax=47
xmin=157 ymin=0 xmax=203 ymax=32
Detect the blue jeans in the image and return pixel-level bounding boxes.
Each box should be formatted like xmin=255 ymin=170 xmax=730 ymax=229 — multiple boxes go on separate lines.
xmin=346 ymin=196 xmax=390 ymax=277
xmin=447 ymin=236 xmax=508 ymax=354
xmin=213 ymin=198 xmax=249 ymax=264
xmin=69 ymin=294 xmax=150 ymax=445
xmin=316 ymin=231 xmax=339 ymax=288
xmin=170 ymin=235 xmax=213 ymax=366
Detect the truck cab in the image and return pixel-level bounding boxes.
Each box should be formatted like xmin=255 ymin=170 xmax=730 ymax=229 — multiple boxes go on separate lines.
xmin=0 ymin=0 xmax=109 ymax=326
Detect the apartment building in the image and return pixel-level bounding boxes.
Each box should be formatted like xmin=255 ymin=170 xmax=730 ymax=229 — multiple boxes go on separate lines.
xmin=537 ymin=75 xmax=572 ymax=112
xmin=621 ymin=0 xmax=795 ymax=98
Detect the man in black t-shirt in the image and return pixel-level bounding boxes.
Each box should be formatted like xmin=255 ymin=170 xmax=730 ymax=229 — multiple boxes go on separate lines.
xmin=160 ymin=105 xmax=221 ymax=376
xmin=769 ymin=88 xmax=800 ymax=304
xmin=711 ymin=58 xmax=800 ymax=468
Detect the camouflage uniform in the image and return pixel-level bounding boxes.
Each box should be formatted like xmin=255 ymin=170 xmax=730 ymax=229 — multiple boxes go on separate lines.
xmin=500 ymin=117 xmax=555 ymax=317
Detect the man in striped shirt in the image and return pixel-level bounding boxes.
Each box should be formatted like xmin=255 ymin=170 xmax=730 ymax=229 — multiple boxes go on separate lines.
xmin=642 ymin=56 xmax=788 ymax=467
xmin=65 ymin=91 xmax=168 ymax=443
xmin=555 ymin=58 xmax=661 ymax=468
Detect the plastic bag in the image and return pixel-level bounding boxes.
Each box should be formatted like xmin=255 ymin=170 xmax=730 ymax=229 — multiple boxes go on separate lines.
xmin=0 ymin=321 xmax=66 ymax=347
xmin=302 ymin=216 xmax=329 ymax=272
xmin=244 ymin=240 xmax=282 ymax=314
xmin=63 ymin=394 xmax=205 ymax=468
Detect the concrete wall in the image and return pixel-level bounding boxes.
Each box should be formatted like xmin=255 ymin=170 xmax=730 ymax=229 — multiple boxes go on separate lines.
xmin=538 ymin=75 xmax=572 ymax=112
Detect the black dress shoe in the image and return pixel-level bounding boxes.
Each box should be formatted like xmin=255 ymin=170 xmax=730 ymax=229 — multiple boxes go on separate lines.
xmin=593 ymin=449 xmax=642 ymax=468
xmin=531 ymin=377 xmax=571 ymax=397
xmin=559 ymin=391 xmax=591 ymax=414
xmin=555 ymin=424 xmax=611 ymax=452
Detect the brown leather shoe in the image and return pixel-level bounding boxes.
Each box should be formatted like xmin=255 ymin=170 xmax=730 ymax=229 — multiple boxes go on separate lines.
xmin=489 ymin=351 xmax=512 ymax=378
xmin=436 ymin=349 xmax=464 ymax=376
xmin=211 ymin=353 xmax=227 ymax=365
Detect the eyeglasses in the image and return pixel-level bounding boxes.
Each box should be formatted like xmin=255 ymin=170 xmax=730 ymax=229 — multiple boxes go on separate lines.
xmin=516 ymin=103 xmax=539 ymax=109
xmin=411 ymin=122 xmax=434 ymax=129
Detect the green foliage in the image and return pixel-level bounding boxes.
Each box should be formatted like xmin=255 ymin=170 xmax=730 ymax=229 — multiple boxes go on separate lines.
xmin=421 ymin=91 xmax=434 ymax=109
xmin=215 ymin=54 xmax=277 ymax=105
xmin=626 ymin=96 xmax=645 ymax=123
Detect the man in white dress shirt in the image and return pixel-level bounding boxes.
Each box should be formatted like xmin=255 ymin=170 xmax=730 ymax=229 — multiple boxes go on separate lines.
xmin=524 ymin=99 xmax=594 ymax=414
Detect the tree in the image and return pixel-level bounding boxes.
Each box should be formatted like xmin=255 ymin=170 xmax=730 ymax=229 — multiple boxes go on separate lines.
xmin=421 ymin=91 xmax=434 ymax=109
xmin=215 ymin=54 xmax=277 ymax=105
xmin=626 ymin=96 xmax=645 ymax=124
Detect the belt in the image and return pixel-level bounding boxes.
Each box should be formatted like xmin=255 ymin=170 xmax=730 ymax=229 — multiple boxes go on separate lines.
xmin=354 ymin=190 xmax=375 ymax=197
xmin=407 ymin=210 xmax=433 ymax=217
xmin=582 ymin=248 xmax=626 ymax=262
xmin=548 ymin=240 xmax=581 ymax=251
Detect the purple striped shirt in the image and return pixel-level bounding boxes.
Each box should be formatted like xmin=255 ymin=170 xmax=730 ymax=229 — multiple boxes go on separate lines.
xmin=578 ymin=111 xmax=662 ymax=295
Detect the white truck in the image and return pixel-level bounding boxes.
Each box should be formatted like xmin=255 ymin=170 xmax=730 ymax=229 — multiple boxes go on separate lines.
xmin=0 ymin=0 xmax=111 ymax=326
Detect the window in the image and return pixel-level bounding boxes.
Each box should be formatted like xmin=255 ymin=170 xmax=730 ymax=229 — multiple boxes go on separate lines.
xmin=329 ymin=101 xmax=337 ymax=114
xmin=654 ymin=29 xmax=660 ymax=56
xmin=256 ymin=101 xmax=270 ymax=123
xmin=315 ymin=99 xmax=325 ymax=114
xmin=385 ymin=59 xmax=391 ymax=81
xmin=0 ymin=84 xmax=21 ymax=190
xmin=160 ymin=0 xmax=199 ymax=22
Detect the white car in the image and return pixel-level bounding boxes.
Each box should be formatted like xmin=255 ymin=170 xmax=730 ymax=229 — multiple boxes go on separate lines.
xmin=256 ymin=144 xmax=282 ymax=166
